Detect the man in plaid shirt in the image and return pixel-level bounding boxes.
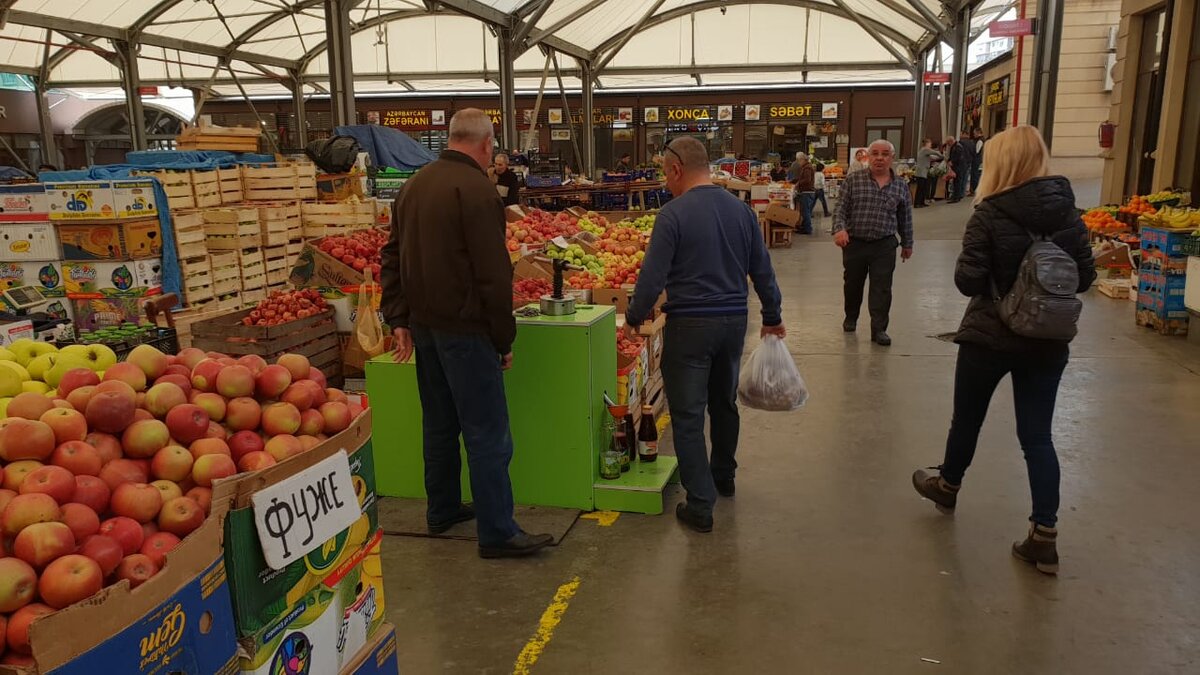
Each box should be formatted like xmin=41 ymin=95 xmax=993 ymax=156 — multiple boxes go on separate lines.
xmin=832 ymin=139 xmax=914 ymax=346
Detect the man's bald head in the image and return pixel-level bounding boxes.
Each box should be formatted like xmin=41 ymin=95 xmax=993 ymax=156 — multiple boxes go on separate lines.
xmin=664 ymin=137 xmax=709 ymax=175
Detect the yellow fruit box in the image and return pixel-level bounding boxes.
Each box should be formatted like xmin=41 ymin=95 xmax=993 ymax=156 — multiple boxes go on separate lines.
xmin=238 ymin=531 xmax=387 ymax=675
xmin=222 ymin=409 xmax=378 ymax=637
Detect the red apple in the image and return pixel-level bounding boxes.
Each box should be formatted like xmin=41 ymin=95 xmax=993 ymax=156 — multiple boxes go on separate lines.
xmin=5 ymin=393 xmax=55 ymax=421
xmin=175 ymin=347 xmax=206 ymax=370
xmin=70 ymin=475 xmax=110 ymax=513
xmin=115 ymin=553 xmax=158 ymax=588
xmin=84 ymin=432 xmax=122 ymax=466
xmin=98 ymin=458 xmax=150 ymax=491
xmin=39 ymin=554 xmax=102 ymax=609
xmin=57 ymin=368 xmax=100 ymax=397
xmin=255 ymin=364 xmax=292 ymax=399
xmin=264 ymin=434 xmax=304 ymax=462
xmin=78 ymin=534 xmax=123 ymax=576
xmin=0 ymin=489 xmax=16 ymax=514
xmin=0 ymin=558 xmax=37 ymax=613
xmin=18 ymin=465 xmax=76 ymax=504
xmin=50 ymin=440 xmax=102 ymax=476
xmin=0 ymin=419 xmax=56 ymax=462
xmin=307 ymin=366 xmax=327 ymax=388
xmin=149 ymin=479 xmax=183 ymax=505
xmin=98 ymin=516 xmax=144 ymax=555
xmin=121 ymin=419 xmax=171 ymax=459
xmin=1 ymin=493 xmax=61 ymax=537
xmin=261 ymin=402 xmax=301 ymax=436
xmin=349 ymin=403 xmax=365 ymax=419
xmin=39 ymin=408 xmax=87 ymax=445
xmin=126 ymin=344 xmax=170 ymax=381
xmin=103 ymin=362 xmax=147 ymax=392
xmin=237 ymin=451 xmax=277 ymax=472
xmin=130 ymin=408 xmax=155 ymax=423
xmin=5 ymin=603 xmax=53 ymax=654
xmin=110 ymin=483 xmax=163 ymax=524
xmin=61 ymin=502 xmax=100 ymax=542
xmin=140 ymin=532 xmax=181 ymax=567
xmin=190 ymin=359 xmax=223 ymax=393
xmin=190 ymin=438 xmax=231 ymax=459
xmin=155 ymin=373 xmax=192 ymax=398
xmin=319 ymin=402 xmax=352 ymax=434
xmin=150 ymin=445 xmax=193 ymax=483
xmin=237 ymin=354 xmax=268 ymax=375
xmin=143 ymin=382 xmax=187 ymax=418
xmin=184 ymin=487 xmax=212 ymax=515
xmin=204 ymin=421 xmax=227 ymax=440
xmin=192 ymin=392 xmax=227 ymax=422
xmin=298 ymin=409 xmax=324 ymax=436
xmin=164 ymin=404 xmax=210 ymax=445
xmin=12 ymin=521 xmax=75 ymax=567
xmin=277 ymin=353 xmax=311 ymax=381
xmin=191 ymin=454 xmax=236 ymax=487
xmin=325 ymin=388 xmax=349 ymax=404
xmin=298 ymin=435 xmax=321 ymax=451
xmin=227 ymin=430 xmax=264 ymax=462
xmin=280 ymin=383 xmax=314 ymax=411
xmin=85 ymin=391 xmax=136 ymax=435
xmin=157 ymin=496 xmax=205 ymax=537
xmin=65 ymin=384 xmax=97 ymax=412
xmin=162 ymin=363 xmax=191 ymax=379
xmin=224 ymin=397 xmax=262 ymax=431
xmin=1 ymin=461 xmax=42 ymax=492
xmin=95 ymin=379 xmax=136 ymax=401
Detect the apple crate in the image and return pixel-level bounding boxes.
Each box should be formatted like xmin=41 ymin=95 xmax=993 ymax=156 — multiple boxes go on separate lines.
xmin=190 ymin=170 xmax=222 ymax=208
xmin=218 ymin=166 xmax=243 ymax=204
xmin=285 ymin=239 xmax=303 ymax=258
xmin=188 ymin=307 xmax=338 ymax=360
xmin=301 ymin=201 xmax=375 ymax=239
xmin=135 ymin=170 xmax=194 ymax=210
xmin=181 ymin=255 xmax=214 ymax=303
xmin=241 ymin=286 xmax=266 ymax=305
xmin=264 ymin=248 xmax=290 ymax=285
xmin=243 ymin=163 xmax=317 ymax=201
xmin=211 ymin=252 xmax=242 ymax=296
xmin=173 ymin=210 xmax=207 ymax=259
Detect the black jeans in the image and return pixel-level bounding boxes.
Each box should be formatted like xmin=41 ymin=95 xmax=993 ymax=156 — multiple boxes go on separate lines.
xmin=412 ymin=324 xmax=521 ymax=546
xmin=842 ymin=236 xmax=898 ymax=333
xmin=661 ymin=315 xmax=748 ymax=517
xmin=915 ymin=177 xmax=930 ymax=206
xmin=940 ymin=342 xmax=1069 ymax=527
xmin=815 ymin=189 xmax=830 ymax=216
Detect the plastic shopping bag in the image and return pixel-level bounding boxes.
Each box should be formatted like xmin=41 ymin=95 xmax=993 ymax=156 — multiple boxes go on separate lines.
xmin=343 ymin=269 xmax=387 ymax=370
xmin=737 ymin=335 xmax=809 ymax=411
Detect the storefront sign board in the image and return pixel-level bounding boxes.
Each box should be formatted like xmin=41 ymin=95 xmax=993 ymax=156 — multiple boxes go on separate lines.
xmin=989 ymin=18 xmax=1035 ymax=38
xmin=923 ymin=72 xmax=952 ymax=84
xmin=745 ymin=104 xmax=761 ymax=121
xmin=986 ymin=76 xmax=1010 ymax=106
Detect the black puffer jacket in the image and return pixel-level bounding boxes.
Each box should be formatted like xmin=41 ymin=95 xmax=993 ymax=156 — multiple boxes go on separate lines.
xmin=954 ymin=176 xmax=1096 ymax=353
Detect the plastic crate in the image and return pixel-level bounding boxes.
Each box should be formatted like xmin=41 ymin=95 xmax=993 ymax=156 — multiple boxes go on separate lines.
xmin=525 ymin=174 xmax=563 ymax=188
xmin=1181 ymin=236 xmax=1200 ymax=257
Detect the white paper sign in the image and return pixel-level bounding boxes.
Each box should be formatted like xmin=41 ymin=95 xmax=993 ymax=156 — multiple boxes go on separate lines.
xmin=252 ymin=450 xmax=360 ymax=570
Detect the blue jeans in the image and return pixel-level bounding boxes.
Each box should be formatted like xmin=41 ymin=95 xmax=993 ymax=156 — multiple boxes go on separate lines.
xmin=815 ymin=189 xmax=830 ymax=216
xmin=796 ymin=192 xmax=815 ymax=234
xmin=940 ymin=343 xmax=1069 ymax=527
xmin=661 ymin=314 xmax=748 ymax=516
xmin=411 ymin=325 xmax=520 ymax=546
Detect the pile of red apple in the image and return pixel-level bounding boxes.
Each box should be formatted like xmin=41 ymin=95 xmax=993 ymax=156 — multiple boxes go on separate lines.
xmin=315 ymin=228 xmax=388 ymax=277
xmin=505 ymin=209 xmax=581 ymax=251
xmin=243 ymin=289 xmax=330 ymax=326
xmin=0 ymin=345 xmax=364 ymax=664
xmin=617 ymin=333 xmax=644 ymax=359
xmin=512 ymin=279 xmax=552 ymax=307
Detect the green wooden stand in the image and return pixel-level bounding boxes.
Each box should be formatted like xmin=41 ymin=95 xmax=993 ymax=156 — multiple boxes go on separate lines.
xmin=365 ymin=305 xmax=677 ymax=514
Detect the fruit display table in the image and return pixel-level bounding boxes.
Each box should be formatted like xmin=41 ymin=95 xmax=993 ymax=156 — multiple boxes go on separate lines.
xmin=365 ymin=305 xmax=678 ymax=514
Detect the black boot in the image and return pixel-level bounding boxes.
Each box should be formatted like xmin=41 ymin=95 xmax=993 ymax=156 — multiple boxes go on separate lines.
xmin=675 ymin=503 xmax=713 ymax=533
xmin=478 ymin=531 xmax=554 ymax=559
xmin=427 ymin=504 xmax=475 ymax=534
xmin=1012 ymin=524 xmax=1059 ymax=575
xmin=911 ymin=467 xmax=959 ymax=513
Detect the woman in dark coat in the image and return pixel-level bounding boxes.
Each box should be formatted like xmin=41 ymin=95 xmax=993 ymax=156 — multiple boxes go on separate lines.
xmin=911 ymin=126 xmax=1096 ymax=575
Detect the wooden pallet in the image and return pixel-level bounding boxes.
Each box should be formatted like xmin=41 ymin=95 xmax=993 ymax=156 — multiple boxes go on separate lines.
xmin=136 ymin=170 xmax=194 ymax=210
xmin=218 ymin=166 xmax=243 ymax=204
xmin=191 ymin=170 xmax=222 ymax=208
xmin=1097 ymin=278 xmax=1132 ymax=299
xmin=243 ymin=164 xmax=317 ymax=201
xmin=301 ymin=201 xmax=375 ymax=239
xmin=173 ymin=210 xmax=207 ymax=259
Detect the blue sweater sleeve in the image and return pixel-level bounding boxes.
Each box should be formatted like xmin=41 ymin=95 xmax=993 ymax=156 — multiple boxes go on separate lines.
xmin=626 ymin=210 xmax=678 ymax=327
xmin=746 ymin=217 xmax=783 ymax=326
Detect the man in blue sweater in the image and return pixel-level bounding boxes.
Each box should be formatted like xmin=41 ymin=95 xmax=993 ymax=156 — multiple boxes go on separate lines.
xmin=625 ymin=137 xmax=786 ymax=533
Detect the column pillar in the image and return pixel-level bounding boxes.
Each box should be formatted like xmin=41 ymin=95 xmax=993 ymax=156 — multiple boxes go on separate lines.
xmin=1029 ymin=0 xmax=1065 ymax=149
xmin=33 ymin=78 xmax=57 ymax=168
xmin=114 ymin=40 xmax=146 ymax=151
xmin=949 ymin=7 xmax=970 ymax=138
xmin=325 ymin=0 xmax=357 ymax=127
xmin=498 ymin=27 xmax=518 ymax=151
xmin=911 ymin=52 xmax=925 ymax=155
xmin=291 ymin=73 xmax=309 ymax=148
xmin=581 ymin=61 xmax=596 ymax=178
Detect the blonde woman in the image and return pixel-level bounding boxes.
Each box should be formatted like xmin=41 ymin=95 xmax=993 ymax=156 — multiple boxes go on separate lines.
xmin=911 ymin=126 xmax=1095 ymax=574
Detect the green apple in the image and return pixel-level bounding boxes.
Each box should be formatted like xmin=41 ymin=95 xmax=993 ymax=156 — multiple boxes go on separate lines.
xmin=8 ymin=338 xmax=57 ymax=367
xmin=0 ymin=397 xmax=11 ymax=416
xmin=0 ymin=366 xmax=21 ymax=397
xmin=21 ymin=380 xmax=51 ymax=395
xmin=44 ymin=354 xmax=94 ymax=389
xmin=0 ymin=347 xmax=16 ymax=362
xmin=60 ymin=343 xmax=119 ymax=372
xmin=0 ymin=360 xmax=31 ymax=382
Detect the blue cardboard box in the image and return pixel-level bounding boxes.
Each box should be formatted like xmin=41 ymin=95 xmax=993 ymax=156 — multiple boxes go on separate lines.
xmin=341 ymin=623 xmax=398 ymax=675
xmin=1138 ymin=273 xmax=1187 ymax=312
xmin=1140 ymin=226 xmax=1197 ymax=257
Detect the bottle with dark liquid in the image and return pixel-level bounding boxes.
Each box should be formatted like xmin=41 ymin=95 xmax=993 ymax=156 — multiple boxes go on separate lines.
xmin=638 ymin=405 xmax=658 ymax=462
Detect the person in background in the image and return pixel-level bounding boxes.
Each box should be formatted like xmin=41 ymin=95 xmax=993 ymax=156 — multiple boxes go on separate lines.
xmin=832 ymin=139 xmax=914 ymax=347
xmin=791 ymin=152 xmax=816 ymax=235
xmin=381 ymin=108 xmax=553 ymax=559
xmin=911 ymin=125 xmax=1095 ymax=575
xmin=941 ymin=136 xmax=959 ymax=202
xmin=508 ymin=148 xmax=530 ymax=166
xmin=950 ymin=130 xmax=975 ymax=203
xmin=625 ymin=136 xmax=785 ymax=534
xmin=813 ymin=162 xmax=831 ymax=218
xmin=913 ymin=138 xmax=942 ymax=208
xmin=488 ymin=152 xmax=521 ymax=207
xmin=615 ymin=153 xmax=634 ymax=172
xmin=847 ymin=148 xmax=869 ymax=174
xmin=769 ymin=163 xmax=788 ymax=182
xmin=970 ymin=127 xmax=985 ymax=195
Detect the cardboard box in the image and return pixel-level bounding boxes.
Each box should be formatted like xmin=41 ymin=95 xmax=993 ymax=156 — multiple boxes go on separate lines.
xmin=237 ymin=533 xmax=386 ymax=675
xmin=1 ymin=514 xmax=239 ymax=675
xmin=56 ymin=219 xmax=162 ymax=260
xmin=593 ymin=286 xmax=633 ymax=314
xmin=63 ymin=258 xmax=162 ymax=298
xmin=0 ymin=184 xmax=48 ymax=221
xmin=764 ymin=203 xmax=801 ymax=228
xmin=289 ymin=242 xmax=367 ymax=288
xmin=0 ymin=260 xmax=66 ymax=297
xmin=1139 ymin=226 xmax=1197 ymax=257
xmin=0 ymin=319 xmax=34 ymax=346
xmin=223 ymin=411 xmax=378 ymax=636
xmin=69 ymin=297 xmax=147 ymax=331
xmin=45 ymin=181 xmax=117 ymax=220
xmin=0 ymin=223 xmax=60 ymax=262
xmin=340 ymin=623 xmax=398 ymax=675
xmin=112 ymin=179 xmax=161 ymax=219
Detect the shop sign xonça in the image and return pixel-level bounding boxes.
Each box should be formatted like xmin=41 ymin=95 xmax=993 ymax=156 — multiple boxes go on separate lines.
xmin=252 ymin=450 xmax=361 ymax=570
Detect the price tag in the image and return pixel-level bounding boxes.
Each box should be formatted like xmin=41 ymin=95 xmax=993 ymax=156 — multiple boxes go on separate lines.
xmin=252 ymin=450 xmax=360 ymax=570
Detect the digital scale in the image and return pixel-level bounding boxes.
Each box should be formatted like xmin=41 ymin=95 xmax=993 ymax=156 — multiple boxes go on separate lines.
xmin=1 ymin=285 xmax=73 ymax=343
xmin=2 ymin=285 xmax=47 ymax=312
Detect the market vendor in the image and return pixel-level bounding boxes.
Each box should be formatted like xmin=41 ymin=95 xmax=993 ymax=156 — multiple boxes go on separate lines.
xmin=614 ymin=153 xmax=634 ymax=172
xmin=489 ymin=152 xmax=521 ymax=207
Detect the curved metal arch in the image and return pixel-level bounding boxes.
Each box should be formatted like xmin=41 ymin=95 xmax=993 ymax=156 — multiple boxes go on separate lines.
xmin=589 ymin=0 xmax=917 ymax=67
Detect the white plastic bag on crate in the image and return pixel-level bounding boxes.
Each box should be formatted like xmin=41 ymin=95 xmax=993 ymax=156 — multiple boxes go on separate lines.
xmin=737 ymin=335 xmax=809 ymax=411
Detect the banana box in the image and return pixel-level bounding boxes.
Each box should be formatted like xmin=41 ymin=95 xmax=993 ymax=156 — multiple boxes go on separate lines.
xmin=45 ymin=181 xmax=117 ymax=220
xmin=223 ymin=410 xmax=378 ymax=636
xmin=62 ymin=258 xmax=162 ymax=298
xmin=57 ymin=219 xmax=162 ymax=260
xmin=0 ymin=260 xmax=66 ymax=297
xmin=238 ymin=533 xmax=387 ymax=675
xmin=112 ymin=179 xmax=161 ymax=219
xmin=340 ymin=623 xmax=397 ymax=675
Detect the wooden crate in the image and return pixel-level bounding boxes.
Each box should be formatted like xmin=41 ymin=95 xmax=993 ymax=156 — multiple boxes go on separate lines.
xmin=173 ymin=210 xmax=207 ymax=259
xmin=211 ymin=253 xmax=241 ymax=296
xmin=137 ymin=170 xmax=194 ymax=210
xmin=218 ymin=166 xmax=243 ymax=204
xmin=243 ymin=163 xmax=318 ymax=201
xmin=203 ymin=208 xmax=262 ymax=250
xmin=240 ymin=248 xmax=266 ymax=290
xmin=180 ymin=256 xmax=213 ymax=304
xmin=260 ymin=216 xmax=293 ymax=247
xmin=166 ymin=306 xmax=228 ymax=348
xmin=264 ymin=247 xmax=290 ymax=285
xmin=191 ymin=170 xmax=222 ymax=208
xmin=176 ymin=124 xmax=261 ymax=152
xmin=188 ymin=308 xmax=337 ymax=359
xmin=285 ymin=240 xmax=303 ymax=257
xmin=301 ymin=201 xmax=375 ymax=239
xmin=242 ymin=287 xmax=266 ymax=305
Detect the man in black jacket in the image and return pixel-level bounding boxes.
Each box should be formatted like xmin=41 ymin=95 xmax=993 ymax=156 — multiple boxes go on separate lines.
xmin=948 ymin=131 xmax=974 ymax=203
xmin=381 ymin=108 xmax=553 ymax=559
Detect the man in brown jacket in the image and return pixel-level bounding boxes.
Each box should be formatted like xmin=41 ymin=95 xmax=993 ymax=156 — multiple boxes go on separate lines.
xmin=788 ymin=152 xmax=816 ymax=235
xmin=381 ymin=108 xmax=553 ymax=559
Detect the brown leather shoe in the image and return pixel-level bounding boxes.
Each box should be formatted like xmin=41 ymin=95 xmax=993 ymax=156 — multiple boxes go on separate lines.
xmin=1012 ymin=524 xmax=1059 ymax=575
xmin=912 ymin=467 xmax=959 ymax=513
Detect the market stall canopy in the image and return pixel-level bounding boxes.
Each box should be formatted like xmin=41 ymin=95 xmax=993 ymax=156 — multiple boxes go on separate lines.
xmin=0 ymin=0 xmax=1012 ymax=97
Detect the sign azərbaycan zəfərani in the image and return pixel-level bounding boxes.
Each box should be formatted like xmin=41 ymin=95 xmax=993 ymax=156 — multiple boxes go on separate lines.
xmin=252 ymin=449 xmax=361 ymax=570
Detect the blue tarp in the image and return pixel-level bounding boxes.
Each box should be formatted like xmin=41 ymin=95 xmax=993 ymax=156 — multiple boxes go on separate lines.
xmin=332 ymin=125 xmax=436 ymax=171
xmin=125 ymin=150 xmax=276 ymax=170
xmin=0 ymin=166 xmax=33 ymax=180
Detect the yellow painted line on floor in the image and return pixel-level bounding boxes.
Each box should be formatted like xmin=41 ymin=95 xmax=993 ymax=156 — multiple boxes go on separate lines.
xmin=580 ymin=510 xmax=620 ymax=526
xmin=512 ymin=576 xmax=582 ymax=675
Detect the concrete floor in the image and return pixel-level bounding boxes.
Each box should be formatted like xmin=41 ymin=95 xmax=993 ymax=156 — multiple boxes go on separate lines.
xmin=379 ymin=177 xmax=1200 ymax=674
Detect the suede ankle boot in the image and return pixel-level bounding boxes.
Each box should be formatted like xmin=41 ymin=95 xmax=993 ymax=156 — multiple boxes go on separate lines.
xmin=1012 ymin=523 xmax=1058 ymax=575
xmin=911 ymin=467 xmax=959 ymax=513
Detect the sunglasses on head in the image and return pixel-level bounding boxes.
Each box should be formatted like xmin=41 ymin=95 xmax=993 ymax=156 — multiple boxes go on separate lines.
xmin=665 ymin=146 xmax=682 ymax=163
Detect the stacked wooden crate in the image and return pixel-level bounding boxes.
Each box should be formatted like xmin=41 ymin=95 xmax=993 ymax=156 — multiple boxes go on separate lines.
xmin=191 ymin=170 xmax=222 ymax=208
xmin=176 ymin=124 xmax=261 ymax=152
xmin=209 ymin=250 xmax=242 ymax=310
xmin=137 ymin=170 xmax=194 ymax=210
xmin=203 ymin=208 xmax=264 ymax=309
xmin=171 ymin=210 xmax=212 ymax=309
xmin=300 ymin=200 xmax=376 ymax=239
xmin=257 ymin=202 xmax=302 ymax=294
xmin=218 ymin=166 xmax=243 ymax=204
xmin=243 ymin=163 xmax=318 ymax=202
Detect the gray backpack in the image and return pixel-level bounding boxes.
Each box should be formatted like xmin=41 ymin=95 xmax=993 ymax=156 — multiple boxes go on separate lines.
xmin=994 ymin=234 xmax=1082 ymax=340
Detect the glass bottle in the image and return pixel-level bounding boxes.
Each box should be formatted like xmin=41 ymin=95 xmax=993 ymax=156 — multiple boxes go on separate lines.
xmin=600 ymin=413 xmax=621 ymax=479
xmin=638 ymin=406 xmax=658 ymax=462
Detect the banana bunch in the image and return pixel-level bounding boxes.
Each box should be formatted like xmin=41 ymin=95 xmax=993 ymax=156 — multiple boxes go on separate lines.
xmin=1154 ymin=206 xmax=1200 ymax=229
